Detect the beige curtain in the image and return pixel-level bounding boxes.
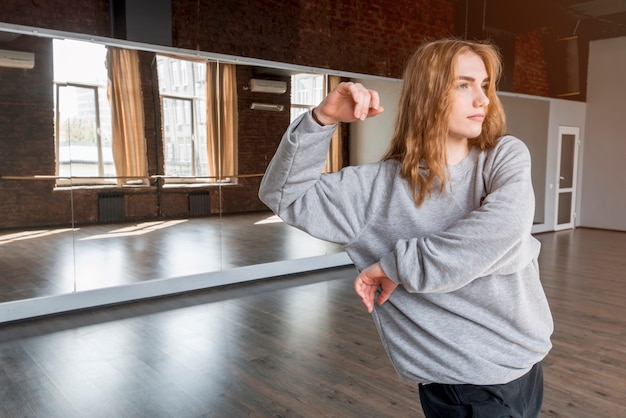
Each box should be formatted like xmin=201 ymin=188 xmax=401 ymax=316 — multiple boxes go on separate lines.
xmin=324 ymin=75 xmax=343 ymax=173
xmin=106 ymin=47 xmax=148 ymax=186
xmin=206 ymin=62 xmax=238 ymax=181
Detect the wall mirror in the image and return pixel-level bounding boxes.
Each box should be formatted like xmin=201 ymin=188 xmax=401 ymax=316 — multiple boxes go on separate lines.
xmin=0 ymin=24 xmax=350 ymax=319
xmin=0 ymin=23 xmax=561 ymax=321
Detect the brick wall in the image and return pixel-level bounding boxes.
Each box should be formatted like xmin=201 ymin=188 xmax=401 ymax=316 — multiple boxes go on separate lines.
xmin=0 ymin=0 xmax=556 ymax=229
xmin=513 ymin=28 xmax=551 ymax=97
xmin=0 ymin=0 xmax=457 ymax=78
xmin=0 ymin=0 xmax=110 ymax=36
xmin=171 ymin=0 xmax=456 ymax=79
xmin=0 ymin=35 xmax=73 ymax=227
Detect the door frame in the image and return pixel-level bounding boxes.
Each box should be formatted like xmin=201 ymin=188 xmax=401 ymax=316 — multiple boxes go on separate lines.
xmin=554 ymin=125 xmax=580 ymax=230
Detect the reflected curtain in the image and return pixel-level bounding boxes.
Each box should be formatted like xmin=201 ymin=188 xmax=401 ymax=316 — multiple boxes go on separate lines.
xmin=324 ymin=75 xmax=343 ymax=173
xmin=106 ymin=47 xmax=148 ymax=186
xmin=206 ymin=63 xmax=238 ymax=181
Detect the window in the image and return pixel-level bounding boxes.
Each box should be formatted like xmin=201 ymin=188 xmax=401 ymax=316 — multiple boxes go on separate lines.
xmin=54 ymin=39 xmax=114 ymax=185
xmin=161 ymin=97 xmax=208 ymax=177
xmin=157 ymin=57 xmax=208 ymax=180
xmin=290 ymin=74 xmax=343 ymax=173
xmin=290 ymin=73 xmax=325 ymax=122
xmin=156 ymin=56 xmax=237 ymax=183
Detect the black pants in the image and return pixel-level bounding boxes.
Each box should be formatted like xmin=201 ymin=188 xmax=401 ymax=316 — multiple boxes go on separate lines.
xmin=418 ymin=362 xmax=544 ymax=418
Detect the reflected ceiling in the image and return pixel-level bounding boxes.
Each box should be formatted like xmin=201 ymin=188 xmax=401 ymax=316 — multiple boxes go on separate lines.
xmin=482 ymin=0 xmax=626 ymax=40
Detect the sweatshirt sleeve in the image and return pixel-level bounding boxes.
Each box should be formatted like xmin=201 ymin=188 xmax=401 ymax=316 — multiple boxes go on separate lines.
xmin=259 ymin=111 xmax=390 ymax=245
xmin=379 ymin=136 xmax=540 ymax=293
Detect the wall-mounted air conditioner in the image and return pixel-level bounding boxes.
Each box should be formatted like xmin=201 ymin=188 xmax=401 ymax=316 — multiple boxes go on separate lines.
xmin=249 ymin=79 xmax=287 ymax=94
xmin=0 ymin=49 xmax=35 ymax=69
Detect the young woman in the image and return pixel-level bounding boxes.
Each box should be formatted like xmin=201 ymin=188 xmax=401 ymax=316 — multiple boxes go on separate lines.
xmin=259 ymin=38 xmax=553 ymax=417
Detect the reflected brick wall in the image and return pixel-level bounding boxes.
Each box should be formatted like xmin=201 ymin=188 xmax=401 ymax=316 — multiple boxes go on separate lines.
xmin=0 ymin=0 xmax=555 ymax=228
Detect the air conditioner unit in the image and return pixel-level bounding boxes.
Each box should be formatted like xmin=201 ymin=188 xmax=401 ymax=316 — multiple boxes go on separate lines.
xmin=0 ymin=49 xmax=35 ymax=69
xmin=249 ymin=79 xmax=287 ymax=94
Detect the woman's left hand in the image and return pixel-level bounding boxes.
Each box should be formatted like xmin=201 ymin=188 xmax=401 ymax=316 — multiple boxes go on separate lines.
xmin=354 ymin=262 xmax=398 ymax=313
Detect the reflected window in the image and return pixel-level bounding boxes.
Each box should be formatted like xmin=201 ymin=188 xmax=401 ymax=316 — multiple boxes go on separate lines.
xmin=290 ymin=73 xmax=325 ymax=122
xmin=157 ymin=57 xmax=207 ymax=178
xmin=156 ymin=56 xmax=237 ymax=183
xmin=53 ymin=39 xmax=115 ymax=185
xmin=290 ymin=74 xmax=343 ymax=173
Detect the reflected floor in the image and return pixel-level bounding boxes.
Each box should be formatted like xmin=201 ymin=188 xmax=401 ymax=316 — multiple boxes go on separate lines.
xmin=0 ymin=211 xmax=344 ymax=303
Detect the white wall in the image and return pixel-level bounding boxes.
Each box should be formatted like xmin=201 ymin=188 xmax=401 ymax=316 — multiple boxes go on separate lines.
xmin=580 ymin=36 xmax=626 ymax=231
xmin=499 ymin=94 xmax=550 ymax=225
xmin=349 ymin=77 xmax=402 ymax=165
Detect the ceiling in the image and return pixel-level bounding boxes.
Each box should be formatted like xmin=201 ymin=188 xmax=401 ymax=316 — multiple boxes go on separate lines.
xmin=480 ymin=0 xmax=626 ymax=41
xmin=554 ymin=0 xmax=626 ymax=39
xmin=1 ymin=2 xmax=624 ymax=45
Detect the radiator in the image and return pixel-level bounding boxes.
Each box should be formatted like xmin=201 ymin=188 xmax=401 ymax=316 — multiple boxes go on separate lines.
xmin=189 ymin=192 xmax=211 ymax=217
xmin=98 ymin=194 xmax=126 ymax=223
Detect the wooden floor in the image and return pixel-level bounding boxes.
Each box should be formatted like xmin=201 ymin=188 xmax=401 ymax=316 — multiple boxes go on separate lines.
xmin=0 ymin=228 xmax=624 ymax=417
xmin=534 ymin=228 xmax=626 ymax=417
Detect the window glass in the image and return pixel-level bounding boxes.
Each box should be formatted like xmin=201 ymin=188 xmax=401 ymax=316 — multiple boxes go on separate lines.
xmin=53 ymin=39 xmax=114 ymax=185
xmin=157 ymin=56 xmax=209 ymax=181
xmin=290 ymin=73 xmax=325 ymax=122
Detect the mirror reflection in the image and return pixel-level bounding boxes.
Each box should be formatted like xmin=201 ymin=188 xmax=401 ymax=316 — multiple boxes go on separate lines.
xmin=0 ymin=28 xmax=344 ymax=305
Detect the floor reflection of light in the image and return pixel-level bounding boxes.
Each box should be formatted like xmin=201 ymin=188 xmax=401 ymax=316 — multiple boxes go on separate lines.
xmin=0 ymin=228 xmax=74 ymax=245
xmin=278 ymin=284 xmax=329 ymax=349
xmin=79 ymin=220 xmax=188 ymax=240
xmin=158 ymin=230 xmax=222 ymax=278
xmin=254 ymin=215 xmax=283 ymax=225
xmin=74 ymin=243 xmax=130 ymax=291
xmin=0 ymin=213 xmax=344 ymax=301
xmin=29 ymin=322 xmax=140 ymax=407
xmin=248 ymin=213 xmax=343 ymax=261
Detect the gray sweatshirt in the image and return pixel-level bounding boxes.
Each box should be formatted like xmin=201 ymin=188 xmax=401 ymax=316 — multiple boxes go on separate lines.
xmin=259 ymin=111 xmax=553 ymax=386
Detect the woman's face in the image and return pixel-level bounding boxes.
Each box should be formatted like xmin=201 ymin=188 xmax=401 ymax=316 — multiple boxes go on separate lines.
xmin=446 ymin=51 xmax=490 ymax=143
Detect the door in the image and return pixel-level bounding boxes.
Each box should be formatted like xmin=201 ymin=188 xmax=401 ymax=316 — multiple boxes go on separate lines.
xmin=555 ymin=126 xmax=580 ymax=230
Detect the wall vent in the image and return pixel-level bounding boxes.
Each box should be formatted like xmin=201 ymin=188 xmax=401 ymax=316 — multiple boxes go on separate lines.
xmin=189 ymin=192 xmax=211 ymax=217
xmin=248 ymin=79 xmax=287 ymax=94
xmin=98 ymin=194 xmax=126 ymax=223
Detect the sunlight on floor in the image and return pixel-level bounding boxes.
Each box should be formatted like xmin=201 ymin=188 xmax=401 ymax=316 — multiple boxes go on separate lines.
xmin=79 ymin=219 xmax=189 ymax=240
xmin=0 ymin=228 xmax=74 ymax=245
xmin=254 ymin=214 xmax=283 ymax=225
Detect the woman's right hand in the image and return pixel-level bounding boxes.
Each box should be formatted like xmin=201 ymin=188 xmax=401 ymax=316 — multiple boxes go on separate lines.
xmin=312 ymin=81 xmax=384 ymax=126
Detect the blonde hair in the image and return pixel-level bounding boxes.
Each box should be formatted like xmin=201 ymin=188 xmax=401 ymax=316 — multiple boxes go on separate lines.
xmin=382 ymin=38 xmax=507 ymax=206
